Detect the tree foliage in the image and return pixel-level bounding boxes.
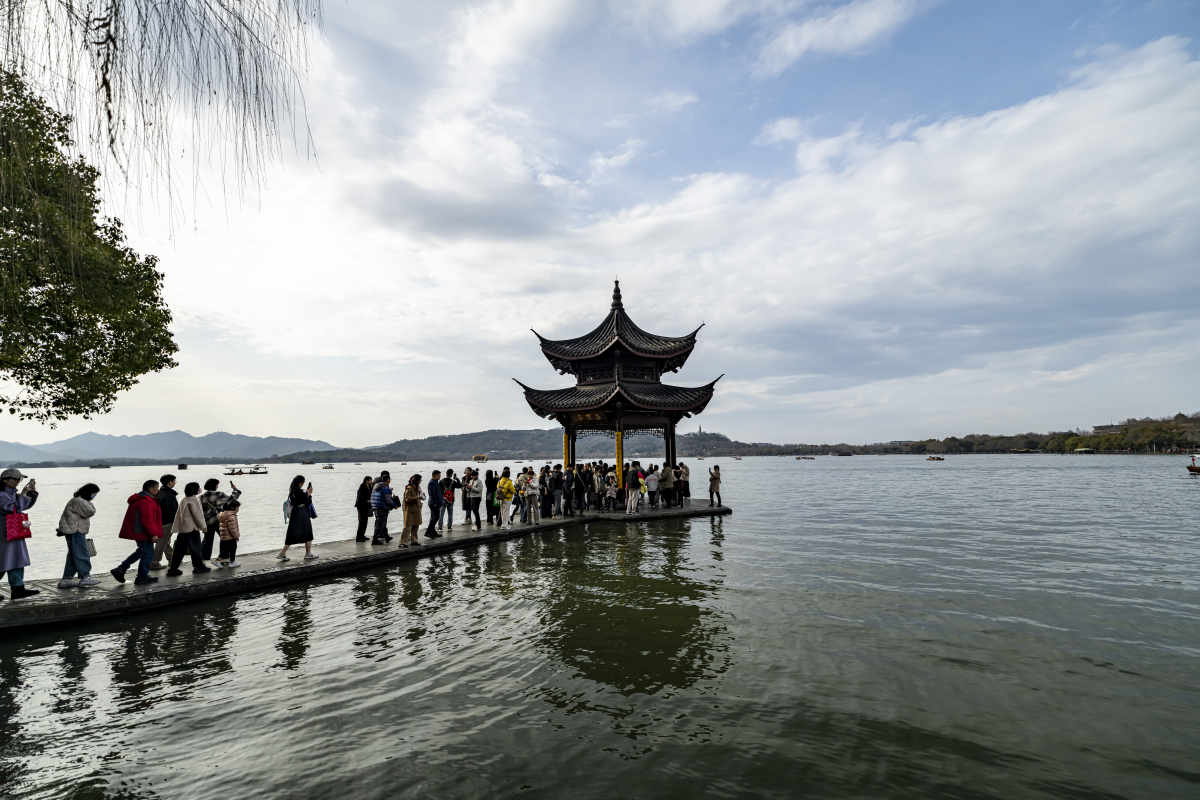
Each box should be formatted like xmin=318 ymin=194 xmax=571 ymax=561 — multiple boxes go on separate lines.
xmin=0 ymin=71 xmax=176 ymax=423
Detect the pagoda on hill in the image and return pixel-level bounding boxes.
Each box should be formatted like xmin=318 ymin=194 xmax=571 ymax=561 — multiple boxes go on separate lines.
xmin=515 ymin=281 xmax=721 ymax=484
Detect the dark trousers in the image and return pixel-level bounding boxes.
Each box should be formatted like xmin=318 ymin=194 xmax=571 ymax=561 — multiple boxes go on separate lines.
xmin=356 ymin=507 xmax=371 ymax=540
xmin=169 ymin=530 xmax=206 ymax=571
xmin=425 ymin=505 xmax=441 ymax=536
xmin=373 ymin=508 xmax=390 ymax=541
xmin=219 ymin=539 xmax=238 ymax=560
xmin=709 ymin=491 xmax=722 ymax=506
xmin=486 ymin=494 xmax=496 ymax=524
xmin=467 ymin=498 xmax=482 ymax=528
xmin=541 ymin=491 xmax=553 ymax=518
xmin=117 ymin=539 xmax=155 ymax=580
xmin=201 ymin=521 xmax=218 ymax=560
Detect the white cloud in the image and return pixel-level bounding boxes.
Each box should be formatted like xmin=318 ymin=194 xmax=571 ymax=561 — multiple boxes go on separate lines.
xmin=753 ymin=116 xmax=805 ymax=144
xmin=755 ymin=0 xmax=922 ymax=77
xmin=646 ymin=89 xmax=699 ymax=112
xmin=588 ymin=137 xmax=644 ymax=181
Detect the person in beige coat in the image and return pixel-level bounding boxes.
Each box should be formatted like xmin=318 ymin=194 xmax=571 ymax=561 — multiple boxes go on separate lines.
xmin=215 ymin=500 xmax=242 ymax=567
xmin=167 ymin=482 xmax=210 ymax=576
xmin=401 ymin=475 xmax=424 ymax=548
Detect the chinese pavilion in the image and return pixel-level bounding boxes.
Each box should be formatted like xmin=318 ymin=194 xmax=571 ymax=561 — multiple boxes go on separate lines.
xmin=515 ymin=281 xmax=721 ymax=486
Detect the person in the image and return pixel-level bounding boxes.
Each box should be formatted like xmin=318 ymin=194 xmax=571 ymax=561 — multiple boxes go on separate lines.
xmin=496 ymin=468 xmax=515 ymax=530
xmin=200 ymin=479 xmax=240 ymax=563
xmin=279 ymin=475 xmax=318 ymax=561
xmin=484 ymin=469 xmax=498 ymax=525
xmin=150 ymin=474 xmax=177 ymax=569
xmin=354 ymin=475 xmax=374 ymax=542
xmin=464 ymin=469 xmax=483 ymax=531
xmin=573 ymin=464 xmax=589 ymax=516
xmin=551 ymin=464 xmax=564 ymax=518
xmin=370 ymin=474 xmax=397 ymax=544
xmin=646 ymin=466 xmax=659 ymax=508
xmin=166 ymin=482 xmax=209 ymax=576
xmin=425 ymin=471 xmax=444 ymax=539
xmin=57 ymin=483 xmax=100 ymax=588
xmin=439 ymin=469 xmax=461 ymax=531
xmin=679 ymin=462 xmax=691 ymax=505
xmin=660 ymin=461 xmax=675 ymax=508
xmin=539 ymin=466 xmax=553 ymax=520
xmin=401 ymin=475 xmax=425 ymax=547
xmin=511 ymin=468 xmax=528 ymax=525
xmin=561 ymin=466 xmax=575 ymax=517
xmin=625 ymin=465 xmax=640 ymax=515
xmin=605 ymin=473 xmax=618 ymax=511
xmin=524 ymin=472 xmax=541 ymax=525
xmin=708 ymin=465 xmax=722 ymax=507
xmin=112 ymin=479 xmax=163 ymax=586
xmin=0 ymin=468 xmax=39 ymax=599
xmin=216 ymin=500 xmax=242 ymax=567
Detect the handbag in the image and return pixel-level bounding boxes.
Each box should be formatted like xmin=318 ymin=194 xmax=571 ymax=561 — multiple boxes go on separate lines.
xmin=5 ymin=512 xmax=31 ymax=541
xmin=308 ymin=500 xmax=318 ymax=519
xmin=86 ymin=538 xmax=97 ymax=557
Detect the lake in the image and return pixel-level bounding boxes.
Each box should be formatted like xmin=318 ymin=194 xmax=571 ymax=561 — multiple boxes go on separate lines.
xmin=1 ymin=455 xmax=1197 ymax=799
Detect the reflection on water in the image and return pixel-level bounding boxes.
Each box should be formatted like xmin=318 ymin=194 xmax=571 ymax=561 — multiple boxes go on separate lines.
xmin=538 ymin=520 xmax=729 ymax=698
xmin=0 ymin=456 xmax=1198 ymax=799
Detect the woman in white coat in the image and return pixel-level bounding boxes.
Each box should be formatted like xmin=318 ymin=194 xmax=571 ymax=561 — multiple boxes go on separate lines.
xmin=57 ymin=483 xmax=100 ymax=588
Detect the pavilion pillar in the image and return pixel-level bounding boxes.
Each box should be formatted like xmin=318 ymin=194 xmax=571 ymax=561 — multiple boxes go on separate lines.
xmin=562 ymin=429 xmax=569 ymax=468
xmin=615 ymin=421 xmax=624 ymax=489
xmin=569 ymin=430 xmax=577 ymax=466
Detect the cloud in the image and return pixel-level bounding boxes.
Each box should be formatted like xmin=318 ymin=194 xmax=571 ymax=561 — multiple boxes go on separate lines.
xmin=588 ymin=137 xmax=644 ymax=181
xmin=755 ymin=0 xmax=922 ymax=77
xmin=646 ymin=90 xmax=700 ymax=112
xmin=753 ymin=116 xmax=805 ymax=144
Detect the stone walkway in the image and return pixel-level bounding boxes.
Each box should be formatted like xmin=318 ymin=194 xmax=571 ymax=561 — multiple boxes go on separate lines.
xmin=0 ymin=504 xmax=731 ymax=630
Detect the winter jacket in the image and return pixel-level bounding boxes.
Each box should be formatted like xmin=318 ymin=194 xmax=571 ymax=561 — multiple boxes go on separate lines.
xmin=201 ymin=487 xmax=241 ymax=527
xmin=646 ymin=472 xmax=659 ymax=492
xmin=0 ymin=486 xmax=36 ymax=516
xmin=660 ymin=468 xmax=674 ymax=489
xmin=57 ymin=496 xmax=96 ymax=536
xmin=171 ymin=495 xmax=206 ymax=535
xmin=464 ymin=476 xmax=483 ymax=498
xmin=370 ymin=481 xmax=398 ymax=510
xmin=119 ymin=492 xmax=163 ymax=541
xmin=708 ymin=469 xmax=721 ymax=491
xmin=355 ymin=483 xmax=372 ymax=510
xmin=402 ymin=484 xmax=423 ymax=528
xmin=427 ymin=479 xmax=445 ymax=508
xmin=496 ymin=476 xmax=515 ymax=501
xmin=156 ymin=486 xmax=179 ymax=526
xmin=218 ymin=509 xmax=242 ymax=540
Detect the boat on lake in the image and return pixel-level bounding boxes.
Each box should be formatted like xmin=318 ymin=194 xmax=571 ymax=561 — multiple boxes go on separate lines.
xmin=322 ymin=464 xmax=334 ymax=470
xmin=88 ymin=464 xmax=111 ymax=469
xmin=1188 ymin=457 xmax=1199 ymax=474
xmin=798 ymin=456 xmax=814 ymax=460
xmin=473 ymin=454 xmax=488 ymax=462
xmin=301 ymin=459 xmax=315 ymax=465
xmin=927 ymin=456 xmax=944 ymax=461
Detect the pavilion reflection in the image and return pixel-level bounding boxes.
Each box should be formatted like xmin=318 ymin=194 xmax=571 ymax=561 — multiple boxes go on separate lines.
xmin=534 ymin=518 xmax=730 ymax=698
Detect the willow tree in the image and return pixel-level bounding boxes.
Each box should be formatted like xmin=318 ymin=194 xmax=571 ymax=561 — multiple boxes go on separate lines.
xmin=0 ymin=0 xmax=320 ymax=423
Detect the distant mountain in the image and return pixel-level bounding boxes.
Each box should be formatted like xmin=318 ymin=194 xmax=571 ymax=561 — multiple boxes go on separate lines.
xmin=0 ymin=440 xmax=71 ymax=463
xmin=31 ymin=430 xmax=338 ymax=460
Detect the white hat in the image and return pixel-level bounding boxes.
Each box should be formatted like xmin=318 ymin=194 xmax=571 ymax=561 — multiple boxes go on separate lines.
xmin=0 ymin=468 xmax=28 ymax=481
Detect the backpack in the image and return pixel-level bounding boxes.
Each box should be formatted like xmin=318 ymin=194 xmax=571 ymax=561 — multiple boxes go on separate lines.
xmin=443 ymin=488 xmax=454 ymax=503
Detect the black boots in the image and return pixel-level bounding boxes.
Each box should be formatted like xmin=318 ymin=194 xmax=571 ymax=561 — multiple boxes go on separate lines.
xmin=9 ymin=585 xmax=40 ymax=599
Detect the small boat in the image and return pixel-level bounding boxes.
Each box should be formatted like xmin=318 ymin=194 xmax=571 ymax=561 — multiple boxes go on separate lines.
xmin=177 ymin=463 xmax=188 ymax=470
xmin=322 ymin=464 xmax=334 ymax=470
xmin=301 ymin=460 xmax=315 ymax=465
xmin=473 ymin=454 xmax=489 ymax=463
xmin=247 ymin=467 xmax=268 ymax=475
xmin=88 ymin=464 xmax=111 ymax=469
xmin=401 ymin=462 xmax=407 ymax=465
xmin=734 ymin=457 xmax=742 ymax=461
xmin=697 ymin=457 xmax=705 ymax=460
xmin=1188 ymin=457 xmax=1199 ymax=474
xmin=224 ymin=468 xmax=247 ymax=476
xmin=355 ymin=462 xmax=362 ymax=465
xmin=798 ymin=456 xmax=814 ymax=460
xmin=377 ymin=460 xmax=389 ymax=464
xmin=927 ymin=456 xmax=944 ymax=461
xmin=835 ymin=452 xmax=853 ymax=457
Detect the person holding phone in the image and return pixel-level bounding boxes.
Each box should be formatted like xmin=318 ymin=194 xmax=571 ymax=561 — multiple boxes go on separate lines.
xmin=0 ymin=469 xmax=39 ymax=599
xmin=279 ymin=475 xmax=318 ymax=561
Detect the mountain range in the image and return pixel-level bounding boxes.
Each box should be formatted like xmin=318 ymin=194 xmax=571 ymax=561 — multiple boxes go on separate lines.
xmin=0 ymin=431 xmax=337 ymax=464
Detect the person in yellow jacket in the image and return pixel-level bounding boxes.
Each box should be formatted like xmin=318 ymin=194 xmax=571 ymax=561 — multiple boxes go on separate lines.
xmin=495 ymin=468 xmax=516 ymax=531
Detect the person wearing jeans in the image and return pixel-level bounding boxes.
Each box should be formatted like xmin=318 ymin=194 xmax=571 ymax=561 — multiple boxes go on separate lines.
xmin=57 ymin=483 xmax=100 ymax=588
xmin=371 ymin=475 xmax=398 ymax=544
xmin=112 ymin=479 xmax=163 ymax=586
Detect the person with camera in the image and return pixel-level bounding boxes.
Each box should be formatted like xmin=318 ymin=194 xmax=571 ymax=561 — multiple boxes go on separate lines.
xmin=0 ymin=468 xmax=39 ymax=599
xmin=279 ymin=475 xmax=318 ymax=561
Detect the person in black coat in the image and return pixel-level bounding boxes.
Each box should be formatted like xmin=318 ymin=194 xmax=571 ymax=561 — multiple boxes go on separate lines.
xmin=354 ymin=475 xmax=373 ymax=542
xmin=279 ymin=475 xmax=318 ymax=561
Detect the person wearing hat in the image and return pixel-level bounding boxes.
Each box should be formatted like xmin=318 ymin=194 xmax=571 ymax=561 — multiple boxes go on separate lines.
xmin=0 ymin=468 xmax=40 ymax=600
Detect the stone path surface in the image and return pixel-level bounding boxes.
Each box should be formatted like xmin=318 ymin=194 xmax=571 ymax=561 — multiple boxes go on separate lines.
xmin=0 ymin=504 xmax=731 ymax=630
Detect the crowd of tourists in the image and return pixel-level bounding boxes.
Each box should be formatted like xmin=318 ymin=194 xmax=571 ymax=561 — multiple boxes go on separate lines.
xmin=0 ymin=459 xmax=724 ymax=599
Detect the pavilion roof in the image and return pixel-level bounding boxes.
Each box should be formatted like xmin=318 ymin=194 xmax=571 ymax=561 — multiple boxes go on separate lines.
xmin=532 ymin=281 xmax=702 ymax=363
xmin=514 ymin=376 xmax=722 ymax=418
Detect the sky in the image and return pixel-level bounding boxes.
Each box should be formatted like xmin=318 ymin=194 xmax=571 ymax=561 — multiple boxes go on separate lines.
xmin=5 ymin=0 xmax=1200 ymax=448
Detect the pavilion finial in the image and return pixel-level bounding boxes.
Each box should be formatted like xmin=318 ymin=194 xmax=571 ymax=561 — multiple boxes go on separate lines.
xmin=612 ymin=279 xmax=624 ymax=310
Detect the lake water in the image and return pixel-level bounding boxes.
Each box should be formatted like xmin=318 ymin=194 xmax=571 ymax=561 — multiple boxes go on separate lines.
xmin=1 ymin=455 xmax=1198 ymax=799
